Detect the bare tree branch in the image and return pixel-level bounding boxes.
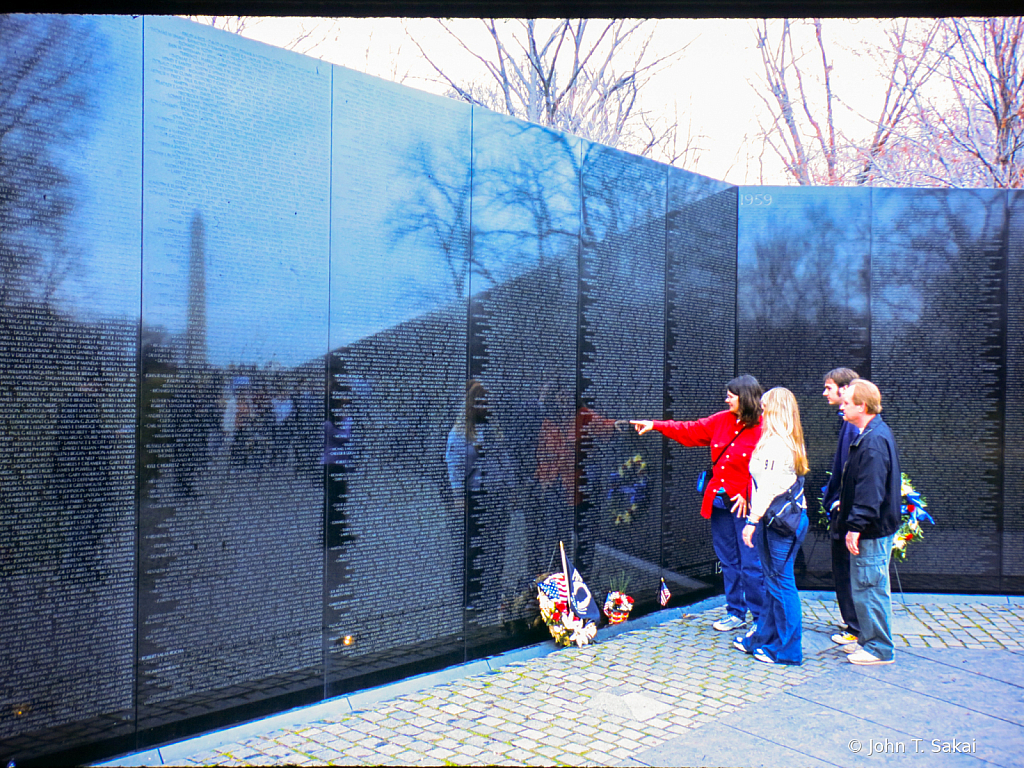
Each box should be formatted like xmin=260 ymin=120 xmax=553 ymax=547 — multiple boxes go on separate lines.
xmin=411 ymin=19 xmax=697 ymax=166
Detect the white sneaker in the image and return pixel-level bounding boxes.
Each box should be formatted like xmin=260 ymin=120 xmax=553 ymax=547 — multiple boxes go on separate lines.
xmin=841 ymin=642 xmax=861 ymax=654
xmin=831 ymin=632 xmax=857 ymax=645
xmin=849 ymin=649 xmax=894 ymax=665
xmin=713 ymin=614 xmax=746 ymax=632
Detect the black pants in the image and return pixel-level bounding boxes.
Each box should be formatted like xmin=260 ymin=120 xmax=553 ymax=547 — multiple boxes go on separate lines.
xmin=831 ymin=536 xmax=861 ymax=636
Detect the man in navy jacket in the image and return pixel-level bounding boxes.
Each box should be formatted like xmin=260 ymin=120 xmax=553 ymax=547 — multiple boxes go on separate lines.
xmin=836 ymin=379 xmax=901 ymax=665
xmin=821 ymin=367 xmax=861 ymax=647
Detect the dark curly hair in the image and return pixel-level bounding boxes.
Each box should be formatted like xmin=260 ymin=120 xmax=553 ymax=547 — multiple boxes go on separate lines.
xmin=727 ymin=374 xmax=763 ymax=427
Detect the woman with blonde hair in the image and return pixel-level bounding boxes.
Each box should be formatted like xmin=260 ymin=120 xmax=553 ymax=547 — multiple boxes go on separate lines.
xmin=735 ymin=386 xmax=810 ymax=665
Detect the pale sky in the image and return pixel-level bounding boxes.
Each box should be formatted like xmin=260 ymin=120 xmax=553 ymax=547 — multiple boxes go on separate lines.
xmin=215 ymin=16 xmax=907 ymax=186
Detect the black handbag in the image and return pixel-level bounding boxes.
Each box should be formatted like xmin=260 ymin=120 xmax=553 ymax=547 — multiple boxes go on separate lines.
xmin=762 ymin=476 xmax=807 ymax=537
xmin=697 ymin=425 xmax=748 ymax=494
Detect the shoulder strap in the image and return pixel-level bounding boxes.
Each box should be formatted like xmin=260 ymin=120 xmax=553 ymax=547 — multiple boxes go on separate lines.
xmin=711 ymin=423 xmax=748 ymax=469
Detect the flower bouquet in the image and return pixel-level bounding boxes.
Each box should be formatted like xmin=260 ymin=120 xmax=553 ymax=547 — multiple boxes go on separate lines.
xmin=607 ymin=453 xmax=649 ymax=525
xmin=603 ymin=590 xmax=634 ymax=625
xmin=893 ymin=472 xmax=935 ymax=561
xmin=535 ymin=573 xmax=597 ymax=647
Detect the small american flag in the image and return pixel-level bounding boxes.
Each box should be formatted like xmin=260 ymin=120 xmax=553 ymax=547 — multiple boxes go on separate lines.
xmin=537 ymin=573 xmax=569 ymax=601
xmin=659 ymin=578 xmax=672 ymax=607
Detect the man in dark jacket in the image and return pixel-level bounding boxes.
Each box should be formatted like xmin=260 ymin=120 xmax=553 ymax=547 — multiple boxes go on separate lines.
xmin=836 ymin=379 xmax=901 ymax=665
xmin=821 ymin=367 xmax=861 ymax=647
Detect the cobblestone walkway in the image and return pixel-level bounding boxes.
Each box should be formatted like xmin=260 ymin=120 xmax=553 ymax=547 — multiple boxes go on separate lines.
xmin=171 ymin=597 xmax=1024 ymax=767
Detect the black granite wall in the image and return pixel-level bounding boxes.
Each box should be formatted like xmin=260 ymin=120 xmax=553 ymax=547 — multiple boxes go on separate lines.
xmin=0 ymin=16 xmax=732 ymax=764
xmin=737 ymin=186 xmax=1022 ymax=595
xmin=2 ymin=14 xmax=1021 ymax=767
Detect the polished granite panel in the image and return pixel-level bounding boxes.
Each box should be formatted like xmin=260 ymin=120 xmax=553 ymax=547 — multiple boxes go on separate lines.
xmin=870 ymin=188 xmax=1006 ymax=584
xmin=0 ymin=14 xmax=141 ymax=763
xmin=1005 ymin=191 xmax=1024 ymax=579
xmin=737 ymin=187 xmax=871 ymax=520
xmin=465 ymin=111 xmax=581 ymax=645
xmin=663 ymin=173 xmax=737 ymax=587
xmin=577 ymin=141 xmax=666 ymax=602
xmin=326 ymin=66 xmax=471 ymax=688
xmin=138 ymin=14 xmax=330 ymax=732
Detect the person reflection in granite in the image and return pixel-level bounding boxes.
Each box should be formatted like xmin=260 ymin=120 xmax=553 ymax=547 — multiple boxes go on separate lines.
xmin=446 ymin=379 xmax=486 ymax=496
xmin=535 ymin=380 xmax=574 ymax=509
xmin=494 ymin=381 xmax=555 ymax=630
xmin=270 ymin=384 xmax=297 ymax=466
xmin=219 ymin=374 xmax=246 ymax=453
xmin=225 ymin=374 xmax=266 ymax=468
xmin=448 ymin=379 xmax=497 ymax=617
xmin=249 ymin=378 xmax=274 ymax=466
xmin=169 ymin=369 xmax=216 ymax=496
xmin=534 ymin=379 xmax=577 ymax=558
xmin=536 ymin=380 xmax=616 ymax=572
xmin=295 ymin=377 xmax=322 ymax=482
xmin=53 ymin=372 xmax=113 ymax=580
xmin=632 ymin=375 xmax=766 ymax=635
xmin=322 ymin=406 xmax=354 ymax=470
xmin=323 ymin=387 xmax=355 ymax=550
xmin=513 ymin=379 xmax=566 ymax=576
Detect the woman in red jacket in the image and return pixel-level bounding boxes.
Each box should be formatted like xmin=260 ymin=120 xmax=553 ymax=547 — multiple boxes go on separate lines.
xmin=632 ymin=375 xmax=766 ymax=633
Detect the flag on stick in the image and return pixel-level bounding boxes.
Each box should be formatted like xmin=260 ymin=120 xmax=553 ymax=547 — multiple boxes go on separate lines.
xmin=659 ymin=578 xmax=672 ymax=607
xmin=559 ymin=541 xmax=600 ymax=622
xmin=536 ymin=573 xmax=569 ymax=602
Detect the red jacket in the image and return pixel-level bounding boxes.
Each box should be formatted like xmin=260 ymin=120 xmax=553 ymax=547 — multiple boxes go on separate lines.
xmin=654 ymin=411 xmax=762 ymax=519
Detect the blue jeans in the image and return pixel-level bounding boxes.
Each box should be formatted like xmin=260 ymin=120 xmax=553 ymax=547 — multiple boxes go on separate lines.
xmin=851 ymin=534 xmax=895 ymax=661
xmin=744 ymin=513 xmax=808 ymax=664
xmin=710 ymin=503 xmax=765 ymax=623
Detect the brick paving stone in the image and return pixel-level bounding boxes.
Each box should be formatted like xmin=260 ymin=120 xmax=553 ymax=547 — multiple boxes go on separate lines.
xmin=588 ymin=736 xmax=621 ymax=753
xmin=425 ymin=745 xmax=457 ymax=761
xmin=434 ymin=737 xmax=468 ymax=751
xmin=518 ymin=756 xmax=551 ymax=767
xmin=444 ymin=726 xmax=474 ymax=741
xmin=245 ymin=756 xmax=278 ymax=766
xmin=534 ymin=744 xmax=563 ymax=760
xmin=517 ymin=726 xmax=545 ymax=741
xmin=560 ymin=752 xmax=590 ymax=765
xmin=573 ymin=723 xmax=599 ymax=737
xmin=609 ymin=744 xmax=638 ymax=761
xmin=186 ymin=749 xmax=223 ymax=763
xmin=501 ymin=746 xmax=534 ymax=762
xmin=341 ymin=744 xmax=374 ymax=758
